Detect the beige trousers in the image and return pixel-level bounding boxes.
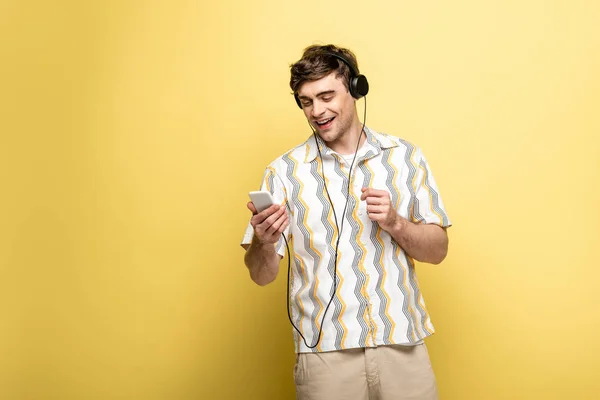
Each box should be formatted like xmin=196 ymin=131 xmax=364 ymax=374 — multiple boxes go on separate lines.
xmin=294 ymin=344 xmax=438 ymax=400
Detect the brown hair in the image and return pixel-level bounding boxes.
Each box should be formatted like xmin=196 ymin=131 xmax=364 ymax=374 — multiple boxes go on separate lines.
xmin=289 ymin=44 xmax=360 ymax=94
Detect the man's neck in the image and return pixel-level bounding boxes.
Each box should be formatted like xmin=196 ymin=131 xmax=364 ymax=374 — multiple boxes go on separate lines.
xmin=329 ymin=119 xmax=365 ymax=155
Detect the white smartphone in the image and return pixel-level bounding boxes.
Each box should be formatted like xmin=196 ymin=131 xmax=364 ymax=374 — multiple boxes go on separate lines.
xmin=249 ymin=190 xmax=276 ymax=213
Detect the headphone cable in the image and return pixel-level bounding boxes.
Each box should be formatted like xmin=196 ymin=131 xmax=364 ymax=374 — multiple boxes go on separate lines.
xmin=284 ymin=97 xmax=367 ymax=349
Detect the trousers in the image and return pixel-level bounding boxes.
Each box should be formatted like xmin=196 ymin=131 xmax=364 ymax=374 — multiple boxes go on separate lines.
xmin=294 ymin=343 xmax=438 ymax=400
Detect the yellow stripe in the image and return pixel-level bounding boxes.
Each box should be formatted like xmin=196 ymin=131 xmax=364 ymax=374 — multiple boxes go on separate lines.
xmin=316 ymin=156 xmax=348 ymax=349
xmin=365 ymin=162 xmax=396 ymax=341
xmin=399 ymin=148 xmax=426 ymax=340
xmin=382 ymin=151 xmax=401 ymax=339
xmin=281 ymin=187 xmax=289 ymax=210
xmin=387 ymin=148 xmax=402 ymax=210
xmin=348 ymin=167 xmax=374 ymax=346
xmin=264 ymin=167 xmax=275 ymax=192
xmin=418 ymin=163 xmax=444 ymax=224
xmin=396 ymin=248 xmax=418 ymax=342
xmin=335 ymin=249 xmax=348 ymax=348
xmin=406 ymin=254 xmax=433 ymax=337
xmin=408 ymin=146 xmax=420 ymax=223
xmin=281 ymin=158 xmax=306 ymax=350
xmin=290 ymin=153 xmax=324 ymax=351
xmin=294 ymin=256 xmax=309 ymax=352
xmin=265 ymin=166 xmax=289 ymax=220
xmin=304 ymin=141 xmax=312 ymax=163
xmin=417 ymin=290 xmax=433 ymax=336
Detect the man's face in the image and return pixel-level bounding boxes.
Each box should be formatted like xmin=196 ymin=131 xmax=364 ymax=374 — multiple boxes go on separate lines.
xmin=296 ymin=72 xmax=357 ymax=146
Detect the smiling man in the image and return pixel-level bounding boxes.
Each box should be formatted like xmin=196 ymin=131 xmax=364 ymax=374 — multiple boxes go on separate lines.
xmin=241 ymin=44 xmax=452 ymax=400
xmin=296 ymin=73 xmax=359 ymax=151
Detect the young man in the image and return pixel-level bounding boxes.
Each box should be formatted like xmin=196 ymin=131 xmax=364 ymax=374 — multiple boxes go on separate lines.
xmin=241 ymin=44 xmax=451 ymax=400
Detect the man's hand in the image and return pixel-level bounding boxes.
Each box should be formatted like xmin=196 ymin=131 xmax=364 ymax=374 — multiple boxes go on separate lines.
xmin=360 ymin=188 xmax=401 ymax=233
xmin=244 ymin=202 xmax=288 ymax=286
xmin=247 ymin=202 xmax=289 ymax=245
xmin=360 ymin=187 xmax=448 ymax=264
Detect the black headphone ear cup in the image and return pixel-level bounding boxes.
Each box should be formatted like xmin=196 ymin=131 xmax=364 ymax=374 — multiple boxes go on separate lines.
xmin=294 ymin=93 xmax=302 ymax=109
xmin=353 ymin=75 xmax=369 ymax=98
xmin=349 ymin=77 xmax=359 ymax=99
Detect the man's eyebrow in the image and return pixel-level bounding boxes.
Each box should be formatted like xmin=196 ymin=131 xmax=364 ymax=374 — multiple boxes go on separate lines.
xmin=316 ymin=90 xmax=336 ymax=97
xmin=297 ymin=90 xmax=336 ymax=100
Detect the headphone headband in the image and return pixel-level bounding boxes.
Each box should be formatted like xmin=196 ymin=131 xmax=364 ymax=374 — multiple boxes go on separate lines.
xmin=324 ymin=52 xmax=360 ymax=77
xmin=294 ymin=51 xmax=369 ymax=109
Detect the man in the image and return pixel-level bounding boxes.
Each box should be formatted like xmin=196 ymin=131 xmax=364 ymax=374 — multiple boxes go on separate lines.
xmin=241 ymin=44 xmax=451 ymax=400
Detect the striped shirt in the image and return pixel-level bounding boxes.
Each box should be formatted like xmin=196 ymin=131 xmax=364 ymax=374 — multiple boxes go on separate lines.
xmin=242 ymin=127 xmax=451 ymax=353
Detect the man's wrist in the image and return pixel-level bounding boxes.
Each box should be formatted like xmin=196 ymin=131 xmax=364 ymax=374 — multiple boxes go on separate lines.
xmin=251 ymin=235 xmax=277 ymax=250
xmin=389 ymin=214 xmax=407 ymax=239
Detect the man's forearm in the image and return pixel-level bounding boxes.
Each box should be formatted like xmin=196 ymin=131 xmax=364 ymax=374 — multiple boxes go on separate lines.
xmin=388 ymin=217 xmax=448 ymax=264
xmin=244 ymin=236 xmax=281 ymax=286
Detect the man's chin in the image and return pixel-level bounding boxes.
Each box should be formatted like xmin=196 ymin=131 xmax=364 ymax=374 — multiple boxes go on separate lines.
xmin=316 ymin=125 xmax=336 ymax=137
xmin=316 ymin=129 xmax=334 ymax=140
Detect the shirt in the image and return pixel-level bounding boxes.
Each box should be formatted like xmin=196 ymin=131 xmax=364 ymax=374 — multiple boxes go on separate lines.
xmin=242 ymin=127 xmax=452 ymax=353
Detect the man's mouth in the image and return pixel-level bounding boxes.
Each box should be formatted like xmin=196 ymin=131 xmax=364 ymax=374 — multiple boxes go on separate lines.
xmin=315 ymin=117 xmax=335 ymax=129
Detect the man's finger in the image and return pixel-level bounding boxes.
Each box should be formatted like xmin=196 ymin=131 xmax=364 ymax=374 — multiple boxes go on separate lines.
xmin=361 ymin=187 xmax=388 ymax=200
xmin=369 ymin=190 xmax=388 ymax=198
xmin=261 ymin=205 xmax=285 ymax=230
xmin=258 ymin=204 xmax=280 ymax=216
xmin=367 ymin=204 xmax=381 ymax=213
xmin=365 ymin=196 xmax=389 ymax=206
xmin=269 ymin=212 xmax=288 ymax=234
xmin=253 ymin=204 xmax=281 ymax=224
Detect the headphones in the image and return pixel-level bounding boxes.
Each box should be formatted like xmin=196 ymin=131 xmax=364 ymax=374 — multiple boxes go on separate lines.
xmin=294 ymin=52 xmax=369 ymax=109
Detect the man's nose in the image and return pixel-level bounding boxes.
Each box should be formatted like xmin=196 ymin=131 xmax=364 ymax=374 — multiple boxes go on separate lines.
xmin=311 ymin=100 xmax=325 ymax=117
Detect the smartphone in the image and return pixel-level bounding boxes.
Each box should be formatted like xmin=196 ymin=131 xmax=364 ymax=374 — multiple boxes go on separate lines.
xmin=249 ymin=190 xmax=276 ymax=213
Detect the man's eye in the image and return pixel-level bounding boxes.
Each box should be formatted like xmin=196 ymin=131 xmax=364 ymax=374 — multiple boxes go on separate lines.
xmin=301 ymin=102 xmax=312 ymax=107
xmin=322 ymin=97 xmax=332 ymax=102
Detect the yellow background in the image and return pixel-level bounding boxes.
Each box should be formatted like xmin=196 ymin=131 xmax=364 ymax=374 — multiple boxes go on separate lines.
xmin=1 ymin=0 xmax=599 ymax=399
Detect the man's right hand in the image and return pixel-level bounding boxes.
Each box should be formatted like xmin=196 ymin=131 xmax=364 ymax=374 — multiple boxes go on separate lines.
xmin=247 ymin=202 xmax=289 ymax=245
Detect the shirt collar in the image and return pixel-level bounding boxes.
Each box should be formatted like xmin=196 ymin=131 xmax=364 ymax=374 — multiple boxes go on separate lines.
xmin=303 ymin=126 xmax=398 ymax=163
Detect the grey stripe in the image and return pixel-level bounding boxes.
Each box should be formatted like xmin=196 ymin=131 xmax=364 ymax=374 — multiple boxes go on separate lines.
xmin=406 ymin=255 xmax=432 ymax=336
xmin=293 ymin=255 xmax=312 ymax=342
xmin=363 ymin=160 xmax=395 ymax=344
xmin=263 ymin=169 xmax=288 ymax=255
xmin=333 ymin=160 xmax=371 ymax=347
xmin=266 ymin=170 xmax=275 ymax=193
xmin=381 ymin=148 xmax=415 ymax=341
xmin=419 ymin=159 xmax=449 ymax=226
xmin=310 ymin=158 xmax=345 ymax=350
xmin=282 ymin=154 xmax=322 ymax=344
xmin=399 ymin=140 xmax=424 ymax=223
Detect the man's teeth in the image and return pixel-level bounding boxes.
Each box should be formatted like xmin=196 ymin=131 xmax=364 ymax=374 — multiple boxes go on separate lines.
xmin=317 ymin=118 xmax=333 ymax=126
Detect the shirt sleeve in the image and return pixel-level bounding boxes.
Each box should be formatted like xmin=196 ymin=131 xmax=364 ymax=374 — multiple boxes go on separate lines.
xmin=240 ymin=166 xmax=291 ymax=257
xmin=410 ymin=148 xmax=452 ymax=228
